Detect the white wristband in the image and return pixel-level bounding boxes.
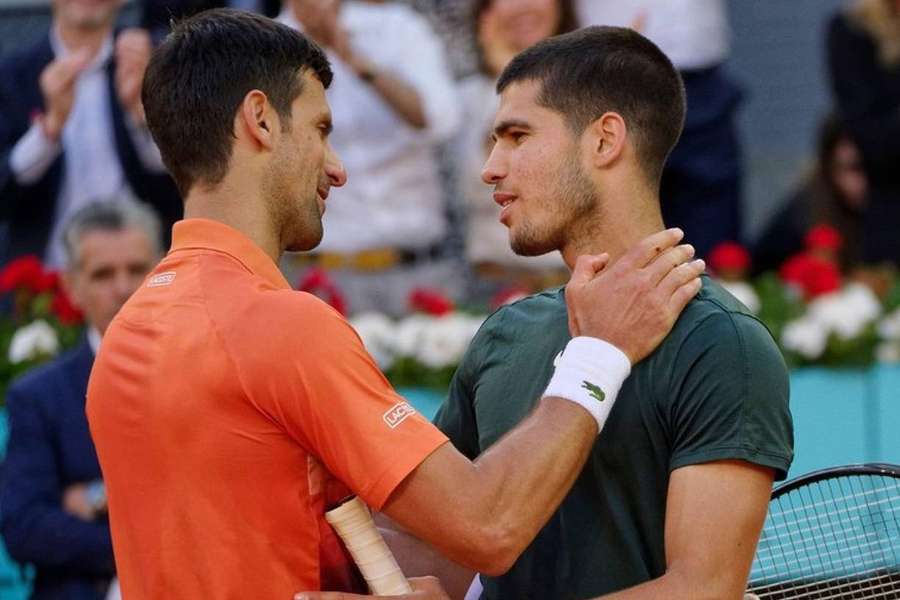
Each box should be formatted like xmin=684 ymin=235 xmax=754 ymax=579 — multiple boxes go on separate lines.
xmin=542 ymin=336 xmax=631 ymax=434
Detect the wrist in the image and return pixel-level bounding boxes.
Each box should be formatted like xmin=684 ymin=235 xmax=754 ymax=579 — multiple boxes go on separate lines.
xmin=36 ymin=112 xmax=63 ymax=142
xmin=542 ymin=337 xmax=631 ymax=434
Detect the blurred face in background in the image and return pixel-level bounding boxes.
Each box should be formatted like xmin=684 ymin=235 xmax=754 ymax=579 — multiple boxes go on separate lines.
xmin=63 ymin=226 xmax=156 ymax=335
xmin=53 ymin=0 xmax=122 ymax=31
xmin=480 ymin=0 xmax=562 ymax=54
xmin=829 ymin=137 xmax=868 ymax=212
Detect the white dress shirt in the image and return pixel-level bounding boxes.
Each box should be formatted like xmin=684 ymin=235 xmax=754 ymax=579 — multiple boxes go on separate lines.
xmin=9 ymin=28 xmax=166 ymax=268
xmin=280 ymin=1 xmax=460 ymax=253
xmin=576 ymin=0 xmax=730 ymax=70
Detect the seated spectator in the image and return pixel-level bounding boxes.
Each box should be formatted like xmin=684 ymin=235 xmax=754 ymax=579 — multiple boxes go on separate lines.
xmin=827 ymin=0 xmax=900 ymax=265
xmin=577 ymin=0 xmax=744 ymax=259
xmin=279 ymin=0 xmax=461 ymax=316
xmin=0 ymin=0 xmax=181 ymax=269
xmin=455 ymin=0 xmax=575 ymax=304
xmin=752 ymin=114 xmax=867 ymax=274
xmin=0 ymin=200 xmax=161 ymax=600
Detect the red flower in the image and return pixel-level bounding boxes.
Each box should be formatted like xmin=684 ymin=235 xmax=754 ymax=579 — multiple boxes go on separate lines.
xmin=0 ymin=255 xmax=47 ymax=293
xmin=490 ymin=286 xmax=530 ymax=311
xmin=36 ymin=271 xmax=60 ymax=294
xmin=296 ymin=267 xmax=347 ymax=316
xmin=409 ymin=288 xmax=454 ymax=316
xmin=779 ymin=253 xmax=842 ymax=299
xmin=708 ymin=242 xmax=751 ymax=274
xmin=51 ymin=289 xmax=83 ymax=325
xmin=805 ymin=224 xmax=842 ymax=252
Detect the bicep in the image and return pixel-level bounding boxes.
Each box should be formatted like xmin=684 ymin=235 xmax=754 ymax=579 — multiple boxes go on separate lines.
xmin=664 ymin=460 xmax=774 ymax=598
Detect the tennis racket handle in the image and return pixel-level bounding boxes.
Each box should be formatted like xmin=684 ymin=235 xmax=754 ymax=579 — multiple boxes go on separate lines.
xmin=325 ymin=496 xmax=413 ymax=595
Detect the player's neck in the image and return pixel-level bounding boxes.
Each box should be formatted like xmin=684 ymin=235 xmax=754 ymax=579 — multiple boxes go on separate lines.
xmin=184 ymin=184 xmax=282 ymax=264
xmin=560 ymin=192 xmax=665 ymax=269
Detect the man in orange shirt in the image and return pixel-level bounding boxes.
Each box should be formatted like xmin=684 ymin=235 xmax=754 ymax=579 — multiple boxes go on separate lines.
xmin=86 ymin=9 xmax=704 ymax=597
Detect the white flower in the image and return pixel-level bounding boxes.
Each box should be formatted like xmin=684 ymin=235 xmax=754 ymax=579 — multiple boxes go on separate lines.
xmin=807 ymin=284 xmax=882 ymax=340
xmin=350 ymin=312 xmax=397 ymax=370
xmin=876 ymin=342 xmax=900 ymax=364
xmin=718 ymin=280 xmax=760 ymax=313
xmin=8 ymin=320 xmax=59 ymax=364
xmin=392 ymin=314 xmax=433 ymax=358
xmin=782 ymin=316 xmax=828 ymax=360
xmin=415 ymin=314 xmax=484 ymax=369
xmin=878 ymin=307 xmax=900 ymax=341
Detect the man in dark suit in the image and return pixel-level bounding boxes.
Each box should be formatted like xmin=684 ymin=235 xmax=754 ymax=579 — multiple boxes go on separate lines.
xmin=1 ymin=200 xmax=161 ymax=600
xmin=0 ymin=0 xmax=180 ymax=268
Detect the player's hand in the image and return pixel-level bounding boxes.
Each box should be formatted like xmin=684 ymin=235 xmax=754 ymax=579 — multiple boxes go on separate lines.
xmin=39 ymin=48 xmax=92 ymax=141
xmin=565 ymin=228 xmax=705 ymax=364
xmin=294 ymin=576 xmax=449 ymax=600
xmin=115 ymin=28 xmax=152 ymax=126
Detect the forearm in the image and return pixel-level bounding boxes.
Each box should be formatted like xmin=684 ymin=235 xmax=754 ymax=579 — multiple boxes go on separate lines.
xmin=386 ymin=397 xmax=596 ymax=575
xmin=597 ymin=570 xmax=746 ymax=600
xmin=360 ymin=67 xmax=426 ymax=129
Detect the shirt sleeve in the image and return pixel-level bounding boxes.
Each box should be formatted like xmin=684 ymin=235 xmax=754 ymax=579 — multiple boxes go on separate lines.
xmin=238 ymin=292 xmax=448 ymax=510
xmin=9 ymin=122 xmax=62 ymax=185
xmin=385 ymin=8 xmax=460 ymax=144
xmin=667 ymin=311 xmax=794 ymax=480
xmin=123 ymin=113 xmax=167 ymax=173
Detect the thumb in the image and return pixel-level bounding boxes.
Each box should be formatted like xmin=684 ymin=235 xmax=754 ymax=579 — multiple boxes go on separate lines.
xmin=569 ymin=253 xmax=610 ymax=288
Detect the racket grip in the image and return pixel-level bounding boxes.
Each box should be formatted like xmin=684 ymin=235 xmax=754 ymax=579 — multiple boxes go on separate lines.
xmin=325 ymin=496 xmax=413 ymax=595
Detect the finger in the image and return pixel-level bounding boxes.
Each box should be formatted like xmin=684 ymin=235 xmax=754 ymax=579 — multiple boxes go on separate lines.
xmin=616 ymin=228 xmax=683 ymax=271
xmin=667 ymin=277 xmax=703 ymax=315
xmin=644 ymin=243 xmax=695 ymax=285
xmin=658 ymin=258 xmax=705 ymax=297
xmin=567 ymin=253 xmax=610 ymax=289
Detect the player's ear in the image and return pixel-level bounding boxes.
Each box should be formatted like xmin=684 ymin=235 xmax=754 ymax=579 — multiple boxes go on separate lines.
xmin=585 ymin=112 xmax=627 ymax=169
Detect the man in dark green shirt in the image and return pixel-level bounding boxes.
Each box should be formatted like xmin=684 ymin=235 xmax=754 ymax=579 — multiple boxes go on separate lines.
xmin=301 ymin=25 xmax=793 ymax=600
xmin=434 ymin=276 xmax=792 ymax=598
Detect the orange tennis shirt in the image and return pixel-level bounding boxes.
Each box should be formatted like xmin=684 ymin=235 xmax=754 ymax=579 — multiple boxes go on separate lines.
xmin=86 ymin=219 xmax=448 ymax=598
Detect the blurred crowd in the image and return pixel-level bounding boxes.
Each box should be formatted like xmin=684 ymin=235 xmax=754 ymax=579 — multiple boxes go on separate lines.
xmin=0 ymin=0 xmax=899 ymax=597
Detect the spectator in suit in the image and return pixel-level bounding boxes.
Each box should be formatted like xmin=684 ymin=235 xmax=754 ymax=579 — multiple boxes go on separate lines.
xmin=279 ymin=0 xmax=461 ymax=315
xmin=827 ymin=0 xmax=900 ymax=266
xmin=0 ymin=0 xmax=180 ymax=268
xmin=0 ymin=200 xmax=161 ymax=600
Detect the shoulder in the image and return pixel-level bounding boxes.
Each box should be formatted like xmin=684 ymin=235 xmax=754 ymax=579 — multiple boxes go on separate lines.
xmin=0 ymin=36 xmax=51 ymax=81
xmin=479 ymin=287 xmax=566 ymax=339
xmin=658 ymin=277 xmax=786 ymax=376
xmin=345 ymin=1 xmax=432 ymax=33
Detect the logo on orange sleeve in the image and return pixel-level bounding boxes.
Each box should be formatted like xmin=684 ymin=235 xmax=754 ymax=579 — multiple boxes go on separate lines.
xmin=383 ymin=401 xmax=416 ymax=429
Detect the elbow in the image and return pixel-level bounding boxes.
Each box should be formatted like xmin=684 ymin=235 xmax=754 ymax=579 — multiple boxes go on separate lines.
xmin=461 ymin=522 xmax=523 ymax=576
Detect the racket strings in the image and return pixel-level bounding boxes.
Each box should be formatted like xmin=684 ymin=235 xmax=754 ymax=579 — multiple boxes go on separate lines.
xmin=747 ymin=474 xmax=899 ymax=599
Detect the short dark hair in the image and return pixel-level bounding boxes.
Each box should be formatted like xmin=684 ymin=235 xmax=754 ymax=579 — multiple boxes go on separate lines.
xmin=471 ymin=0 xmax=579 ymax=76
xmin=142 ymin=9 xmax=332 ymax=196
xmin=497 ymin=26 xmax=686 ymax=186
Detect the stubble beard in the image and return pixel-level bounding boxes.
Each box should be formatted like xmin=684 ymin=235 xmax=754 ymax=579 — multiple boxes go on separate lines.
xmin=265 ymin=145 xmax=324 ymax=254
xmin=510 ymin=157 xmax=598 ymax=257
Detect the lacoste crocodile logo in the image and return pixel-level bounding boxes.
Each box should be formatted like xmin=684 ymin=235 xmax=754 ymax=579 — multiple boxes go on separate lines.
xmin=581 ymin=381 xmax=606 ymax=403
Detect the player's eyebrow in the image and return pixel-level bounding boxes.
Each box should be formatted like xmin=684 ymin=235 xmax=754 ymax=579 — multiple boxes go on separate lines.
xmin=492 ymin=119 xmax=531 ymax=141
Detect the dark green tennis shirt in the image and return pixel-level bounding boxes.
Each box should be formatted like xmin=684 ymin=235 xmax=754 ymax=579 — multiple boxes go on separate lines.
xmin=434 ymin=276 xmax=794 ymax=599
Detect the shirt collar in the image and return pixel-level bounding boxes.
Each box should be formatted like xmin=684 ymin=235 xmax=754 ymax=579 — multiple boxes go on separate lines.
xmin=87 ymin=327 xmax=102 ymax=355
xmin=50 ymin=26 xmax=114 ymax=74
xmin=169 ymin=219 xmax=291 ymax=290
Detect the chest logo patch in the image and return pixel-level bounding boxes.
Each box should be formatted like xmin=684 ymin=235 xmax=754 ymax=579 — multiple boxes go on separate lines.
xmin=147 ymin=271 xmax=176 ymax=287
xmin=383 ymin=401 xmax=416 ymax=429
xmin=581 ymin=381 xmax=606 ymax=403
